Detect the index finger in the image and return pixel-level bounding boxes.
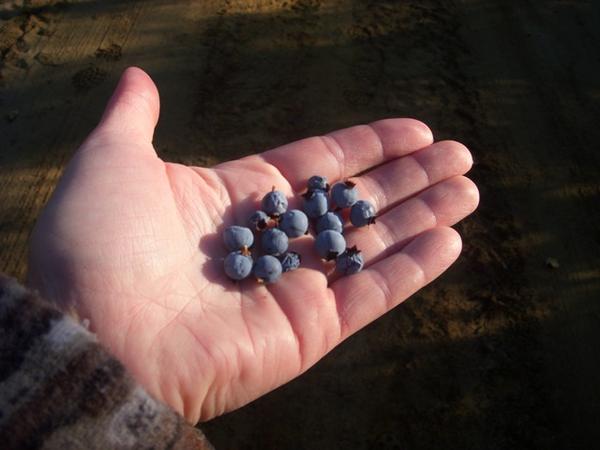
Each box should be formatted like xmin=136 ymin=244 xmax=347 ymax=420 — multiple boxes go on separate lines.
xmin=257 ymin=118 xmax=433 ymax=192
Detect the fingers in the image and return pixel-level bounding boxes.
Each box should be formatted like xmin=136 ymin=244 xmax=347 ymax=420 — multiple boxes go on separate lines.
xmin=349 ymin=140 xmax=473 ymax=213
xmin=332 ymin=227 xmax=462 ymax=340
xmin=341 ymin=176 xmax=479 ymax=271
xmin=254 ymin=118 xmax=434 ymax=191
xmin=90 ymin=67 xmax=161 ymax=145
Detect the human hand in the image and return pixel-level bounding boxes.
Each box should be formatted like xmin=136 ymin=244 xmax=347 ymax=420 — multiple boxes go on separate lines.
xmin=27 ymin=68 xmax=478 ymax=423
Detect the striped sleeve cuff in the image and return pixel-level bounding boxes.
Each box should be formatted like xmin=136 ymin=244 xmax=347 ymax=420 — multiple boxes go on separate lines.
xmin=0 ymin=274 xmax=214 ymax=450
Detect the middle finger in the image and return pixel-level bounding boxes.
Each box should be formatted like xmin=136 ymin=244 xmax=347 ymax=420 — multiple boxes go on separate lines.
xmin=348 ymin=140 xmax=473 ymax=214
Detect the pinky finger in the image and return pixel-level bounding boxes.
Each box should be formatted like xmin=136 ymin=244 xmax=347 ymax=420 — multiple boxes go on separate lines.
xmin=331 ymin=227 xmax=462 ymax=341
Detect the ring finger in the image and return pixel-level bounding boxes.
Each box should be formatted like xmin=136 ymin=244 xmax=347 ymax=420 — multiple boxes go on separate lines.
xmin=332 ymin=175 xmax=479 ymax=280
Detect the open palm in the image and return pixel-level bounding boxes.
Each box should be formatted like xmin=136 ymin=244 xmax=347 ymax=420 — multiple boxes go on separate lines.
xmin=27 ymin=68 xmax=478 ymax=424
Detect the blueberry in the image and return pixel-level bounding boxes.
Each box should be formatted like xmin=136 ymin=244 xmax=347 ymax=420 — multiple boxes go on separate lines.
xmin=224 ymin=250 xmax=253 ymax=280
xmin=223 ymin=226 xmax=254 ymax=251
xmin=350 ymin=200 xmax=377 ymax=227
xmin=315 ymin=230 xmax=346 ymax=260
xmin=316 ymin=211 xmax=344 ymax=234
xmin=331 ymin=181 xmax=358 ymax=209
xmin=248 ymin=210 xmax=270 ymax=231
xmin=280 ymin=251 xmax=301 ymax=272
xmin=279 ymin=209 xmax=309 ymax=238
xmin=307 ymin=175 xmax=329 ymax=192
xmin=303 ymin=190 xmax=329 ymax=218
xmin=254 ymin=255 xmax=283 ymax=283
xmin=336 ymin=246 xmax=364 ymax=275
xmin=261 ymin=228 xmax=289 ymax=256
xmin=262 ymin=188 xmax=288 ymax=216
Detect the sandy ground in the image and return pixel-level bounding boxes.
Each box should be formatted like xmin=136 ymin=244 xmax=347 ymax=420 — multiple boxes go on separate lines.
xmin=1 ymin=1 xmax=600 ymax=449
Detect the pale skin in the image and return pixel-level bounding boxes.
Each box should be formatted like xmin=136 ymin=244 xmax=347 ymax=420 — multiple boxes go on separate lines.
xmin=27 ymin=67 xmax=479 ymax=424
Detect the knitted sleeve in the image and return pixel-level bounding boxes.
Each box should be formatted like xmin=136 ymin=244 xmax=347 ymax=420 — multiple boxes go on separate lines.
xmin=0 ymin=274 xmax=214 ymax=450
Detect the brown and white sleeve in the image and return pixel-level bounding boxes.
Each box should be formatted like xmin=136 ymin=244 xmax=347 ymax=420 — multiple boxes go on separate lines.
xmin=0 ymin=274 xmax=214 ymax=450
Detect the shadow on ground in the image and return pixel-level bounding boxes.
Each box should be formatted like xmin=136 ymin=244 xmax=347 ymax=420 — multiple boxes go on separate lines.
xmin=1 ymin=1 xmax=599 ymax=449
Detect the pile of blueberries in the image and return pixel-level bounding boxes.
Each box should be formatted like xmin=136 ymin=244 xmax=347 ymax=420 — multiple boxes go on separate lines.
xmin=222 ymin=175 xmax=376 ymax=284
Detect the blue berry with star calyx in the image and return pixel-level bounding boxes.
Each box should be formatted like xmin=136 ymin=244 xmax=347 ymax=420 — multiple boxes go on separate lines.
xmin=279 ymin=209 xmax=309 ymax=238
xmin=315 ymin=230 xmax=346 ymax=260
xmin=316 ymin=211 xmax=344 ymax=234
xmin=331 ymin=181 xmax=358 ymax=209
xmin=261 ymin=228 xmax=289 ymax=256
xmin=336 ymin=246 xmax=364 ymax=275
xmin=303 ymin=189 xmax=329 ymax=218
xmin=224 ymin=249 xmax=253 ymax=280
xmin=307 ymin=175 xmax=329 ymax=192
xmin=280 ymin=252 xmax=301 ymax=272
xmin=262 ymin=188 xmax=288 ymax=216
xmin=223 ymin=226 xmax=254 ymax=251
xmin=254 ymin=255 xmax=283 ymax=283
xmin=248 ymin=210 xmax=270 ymax=231
xmin=350 ymin=200 xmax=377 ymax=227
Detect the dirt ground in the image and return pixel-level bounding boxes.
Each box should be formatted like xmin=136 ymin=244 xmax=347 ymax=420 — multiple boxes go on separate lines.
xmin=1 ymin=0 xmax=599 ymax=449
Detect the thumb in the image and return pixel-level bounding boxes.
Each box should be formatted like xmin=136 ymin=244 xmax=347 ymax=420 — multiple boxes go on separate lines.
xmin=92 ymin=66 xmax=160 ymax=144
